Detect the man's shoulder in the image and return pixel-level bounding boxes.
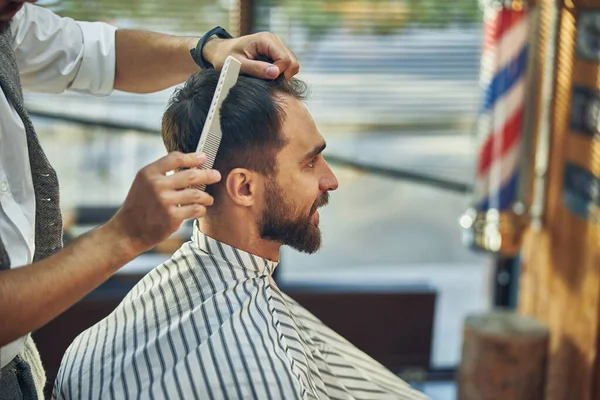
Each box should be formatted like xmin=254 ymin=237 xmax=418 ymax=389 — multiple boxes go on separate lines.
xmin=54 ymin=244 xmax=285 ymax=398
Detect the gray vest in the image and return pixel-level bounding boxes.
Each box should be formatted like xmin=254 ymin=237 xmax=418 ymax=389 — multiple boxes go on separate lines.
xmin=0 ymin=27 xmax=63 ymax=269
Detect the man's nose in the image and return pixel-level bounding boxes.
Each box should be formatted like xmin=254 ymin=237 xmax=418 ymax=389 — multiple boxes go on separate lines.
xmin=319 ymin=164 xmax=339 ymax=192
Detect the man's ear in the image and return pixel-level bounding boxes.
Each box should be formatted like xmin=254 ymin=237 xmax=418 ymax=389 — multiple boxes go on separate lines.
xmin=225 ymin=168 xmax=260 ymax=207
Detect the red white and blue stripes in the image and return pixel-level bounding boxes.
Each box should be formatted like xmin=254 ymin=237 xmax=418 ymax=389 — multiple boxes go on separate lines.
xmin=474 ymin=5 xmax=528 ymax=212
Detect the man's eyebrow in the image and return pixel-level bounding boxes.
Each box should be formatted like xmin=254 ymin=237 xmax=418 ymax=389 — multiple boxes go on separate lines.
xmin=301 ymin=142 xmax=327 ymax=163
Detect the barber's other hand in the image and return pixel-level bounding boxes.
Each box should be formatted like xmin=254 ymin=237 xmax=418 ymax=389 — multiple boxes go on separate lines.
xmin=106 ymin=152 xmax=221 ymax=256
xmin=203 ymin=32 xmax=300 ymax=80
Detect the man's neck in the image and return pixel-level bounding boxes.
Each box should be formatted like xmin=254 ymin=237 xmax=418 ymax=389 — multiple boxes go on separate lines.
xmin=198 ymin=215 xmax=281 ymax=262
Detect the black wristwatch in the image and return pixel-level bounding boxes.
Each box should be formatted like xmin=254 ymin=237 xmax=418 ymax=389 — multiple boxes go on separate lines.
xmin=190 ymin=26 xmax=234 ymax=69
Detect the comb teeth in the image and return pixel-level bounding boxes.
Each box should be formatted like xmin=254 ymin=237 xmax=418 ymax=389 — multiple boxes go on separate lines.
xmin=194 ymin=131 xmax=222 ymax=191
xmin=192 ymin=56 xmax=241 ymax=193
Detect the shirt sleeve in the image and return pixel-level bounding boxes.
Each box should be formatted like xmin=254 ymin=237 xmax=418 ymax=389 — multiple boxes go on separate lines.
xmin=10 ymin=3 xmax=117 ymax=96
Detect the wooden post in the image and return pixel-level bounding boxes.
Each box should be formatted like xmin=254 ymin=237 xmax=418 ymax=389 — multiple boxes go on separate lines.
xmin=458 ymin=309 xmax=549 ymax=400
xmin=518 ymin=0 xmax=600 ymax=399
xmin=229 ymin=0 xmax=254 ymax=37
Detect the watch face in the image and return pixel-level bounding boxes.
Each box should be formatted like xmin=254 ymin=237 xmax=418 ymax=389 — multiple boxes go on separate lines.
xmin=576 ymin=10 xmax=600 ymax=60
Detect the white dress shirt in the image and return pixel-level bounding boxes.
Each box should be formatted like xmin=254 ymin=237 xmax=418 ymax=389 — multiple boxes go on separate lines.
xmin=54 ymin=221 xmax=429 ymax=399
xmin=0 ymin=3 xmax=116 ymax=369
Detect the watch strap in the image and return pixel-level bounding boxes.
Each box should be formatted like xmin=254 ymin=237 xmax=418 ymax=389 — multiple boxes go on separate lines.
xmin=190 ymin=26 xmax=234 ymax=69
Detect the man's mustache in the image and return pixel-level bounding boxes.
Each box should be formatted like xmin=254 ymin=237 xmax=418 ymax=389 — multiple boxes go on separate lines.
xmin=309 ymin=192 xmax=329 ymax=215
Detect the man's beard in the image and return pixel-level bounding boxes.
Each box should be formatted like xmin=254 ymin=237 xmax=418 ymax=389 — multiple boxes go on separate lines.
xmin=258 ymin=179 xmax=329 ymax=254
xmin=0 ymin=21 xmax=9 ymax=33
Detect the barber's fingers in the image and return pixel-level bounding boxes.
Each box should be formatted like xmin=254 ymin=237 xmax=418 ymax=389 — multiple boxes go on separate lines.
xmin=166 ymin=188 xmax=214 ymax=207
xmin=241 ymin=58 xmax=281 ymax=80
xmin=108 ymin=153 xmax=218 ymax=255
xmin=165 ymin=167 xmax=221 ymax=190
xmin=240 ymin=32 xmax=299 ymax=79
xmin=146 ymin=151 xmax=207 ymax=175
xmin=170 ymin=204 xmax=209 ymax=220
xmin=270 ymin=34 xmax=300 ymax=79
xmin=280 ymin=52 xmax=300 ymax=79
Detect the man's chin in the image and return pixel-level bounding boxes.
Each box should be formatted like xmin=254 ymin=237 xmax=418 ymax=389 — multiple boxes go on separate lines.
xmin=262 ymin=222 xmax=322 ymax=255
xmin=286 ymin=242 xmax=321 ymax=255
xmin=288 ymin=226 xmax=322 ymax=254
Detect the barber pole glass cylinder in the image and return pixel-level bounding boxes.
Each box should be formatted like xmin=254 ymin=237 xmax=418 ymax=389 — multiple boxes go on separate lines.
xmin=460 ymin=0 xmax=530 ymax=256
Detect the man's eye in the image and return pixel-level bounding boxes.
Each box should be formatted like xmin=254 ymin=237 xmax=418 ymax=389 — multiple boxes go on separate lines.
xmin=308 ymin=157 xmax=318 ymax=168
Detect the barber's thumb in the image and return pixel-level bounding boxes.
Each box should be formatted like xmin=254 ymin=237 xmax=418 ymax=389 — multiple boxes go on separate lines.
xmin=242 ymin=60 xmax=280 ymax=79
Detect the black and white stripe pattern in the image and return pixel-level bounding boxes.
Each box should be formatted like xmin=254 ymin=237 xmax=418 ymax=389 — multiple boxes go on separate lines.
xmin=54 ymin=222 xmax=429 ymax=399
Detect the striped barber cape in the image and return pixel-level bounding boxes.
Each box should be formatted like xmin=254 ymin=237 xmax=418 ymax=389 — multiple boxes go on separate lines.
xmin=53 ymin=221 xmax=429 ymax=400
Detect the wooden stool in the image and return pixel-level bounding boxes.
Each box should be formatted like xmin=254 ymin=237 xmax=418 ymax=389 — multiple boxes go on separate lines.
xmin=458 ymin=309 xmax=549 ymax=400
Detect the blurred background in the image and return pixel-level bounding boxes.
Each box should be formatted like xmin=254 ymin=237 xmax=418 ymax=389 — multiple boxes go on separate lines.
xmin=29 ymin=0 xmax=499 ymax=398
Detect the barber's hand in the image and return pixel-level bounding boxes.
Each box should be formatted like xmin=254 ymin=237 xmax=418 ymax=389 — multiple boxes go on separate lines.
xmin=203 ymin=32 xmax=300 ymax=80
xmin=106 ymin=152 xmax=221 ymax=255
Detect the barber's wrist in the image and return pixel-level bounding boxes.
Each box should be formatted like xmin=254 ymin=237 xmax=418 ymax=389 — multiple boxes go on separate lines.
xmin=201 ymin=37 xmax=224 ymax=69
xmin=184 ymin=37 xmax=202 ymax=71
xmin=99 ymin=219 xmax=144 ymax=264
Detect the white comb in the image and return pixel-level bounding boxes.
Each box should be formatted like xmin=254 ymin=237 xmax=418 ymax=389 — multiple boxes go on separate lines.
xmin=194 ymin=55 xmax=242 ymax=191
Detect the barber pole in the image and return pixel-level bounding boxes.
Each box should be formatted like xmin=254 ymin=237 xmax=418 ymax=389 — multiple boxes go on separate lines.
xmin=460 ymin=0 xmax=530 ymax=256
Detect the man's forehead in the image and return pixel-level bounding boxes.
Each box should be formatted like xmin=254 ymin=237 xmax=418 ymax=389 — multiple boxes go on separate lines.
xmin=278 ymin=95 xmax=324 ymax=151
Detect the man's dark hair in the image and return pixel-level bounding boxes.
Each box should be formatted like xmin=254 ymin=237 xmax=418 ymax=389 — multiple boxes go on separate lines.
xmin=161 ymin=66 xmax=308 ymax=196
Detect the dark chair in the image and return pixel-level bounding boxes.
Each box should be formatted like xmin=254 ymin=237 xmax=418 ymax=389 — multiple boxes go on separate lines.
xmin=281 ymin=281 xmax=437 ymax=372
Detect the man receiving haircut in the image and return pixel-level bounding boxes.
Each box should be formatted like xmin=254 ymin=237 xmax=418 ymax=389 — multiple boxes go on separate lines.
xmin=54 ymin=69 xmax=429 ymax=399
